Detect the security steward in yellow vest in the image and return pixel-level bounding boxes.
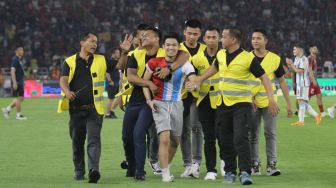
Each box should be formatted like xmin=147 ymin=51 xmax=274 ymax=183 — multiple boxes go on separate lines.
xmin=121 ymin=26 xmax=166 ymax=181
xmin=194 ymin=28 xmax=279 ymax=185
xmin=249 ymin=29 xmax=292 ymax=176
xmin=59 ymin=32 xmax=116 ymax=184
xmin=179 ymin=19 xmax=206 ymax=176
xmin=191 ymin=26 xmax=224 ymax=177
xmin=122 ymin=26 xmax=189 ymax=180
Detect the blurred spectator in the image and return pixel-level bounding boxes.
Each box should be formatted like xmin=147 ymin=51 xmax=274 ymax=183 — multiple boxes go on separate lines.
xmin=26 ymin=57 xmax=38 ymax=79
xmin=322 ymin=60 xmax=335 ymax=78
xmin=0 ymin=66 xmax=4 ymax=96
xmin=49 ymin=62 xmax=61 ymax=80
xmin=0 ymin=0 xmax=335 ymax=79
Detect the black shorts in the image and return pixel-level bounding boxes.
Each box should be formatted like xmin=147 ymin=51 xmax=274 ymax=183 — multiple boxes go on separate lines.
xmin=106 ymin=85 xmax=119 ymax=99
xmin=13 ymin=84 xmax=24 ymax=97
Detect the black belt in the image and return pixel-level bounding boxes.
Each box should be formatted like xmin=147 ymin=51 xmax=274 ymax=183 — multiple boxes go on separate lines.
xmin=70 ymin=104 xmax=95 ymax=110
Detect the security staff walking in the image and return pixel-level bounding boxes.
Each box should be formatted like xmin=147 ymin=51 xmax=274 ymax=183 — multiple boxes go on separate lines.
xmin=193 ymin=27 xmax=279 ymax=185
xmin=59 ymin=32 xmax=115 ymax=184
xmin=191 ymin=26 xmax=224 ymax=180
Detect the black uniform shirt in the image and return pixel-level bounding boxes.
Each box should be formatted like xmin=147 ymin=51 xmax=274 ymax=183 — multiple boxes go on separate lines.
xmin=61 ymin=53 xmax=115 ymax=106
xmin=252 ymin=51 xmax=285 ymax=78
xmin=126 ymin=53 xmax=157 ymax=103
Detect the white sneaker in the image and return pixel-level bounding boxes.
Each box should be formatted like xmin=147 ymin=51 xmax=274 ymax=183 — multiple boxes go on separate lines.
xmin=162 ymin=175 xmax=174 ymax=182
xmin=16 ymin=114 xmax=27 ymax=120
xmin=204 ymin=172 xmax=217 ymax=180
xmin=149 ymin=162 xmax=162 ymax=175
xmin=266 ymin=162 xmax=281 ymax=176
xmin=190 ymin=162 xmax=200 ymax=178
xmin=220 ymin=160 xmax=226 ymax=176
xmin=180 ymin=166 xmax=192 ymax=178
xmin=328 ymin=107 xmax=334 ymax=118
xmin=251 ymin=162 xmax=261 ymax=176
xmin=2 ymin=108 xmax=9 ymax=119
xmin=321 ymin=112 xmax=328 ymax=117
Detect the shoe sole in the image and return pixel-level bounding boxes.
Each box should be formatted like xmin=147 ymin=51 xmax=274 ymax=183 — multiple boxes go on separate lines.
xmin=241 ymin=180 xmax=253 ymax=185
xmin=88 ymin=171 xmax=100 ymax=183
xmin=251 ymin=172 xmax=261 ymax=176
xmin=267 ymin=171 xmax=281 ymax=176
xmin=225 ymin=180 xmax=235 ymax=184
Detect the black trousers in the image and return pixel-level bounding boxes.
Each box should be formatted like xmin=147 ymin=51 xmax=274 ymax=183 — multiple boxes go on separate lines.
xmin=69 ymin=107 xmax=103 ymax=175
xmin=198 ymin=96 xmax=223 ymax=173
xmin=216 ymin=103 xmax=252 ymax=175
xmin=122 ymin=102 xmax=153 ymax=176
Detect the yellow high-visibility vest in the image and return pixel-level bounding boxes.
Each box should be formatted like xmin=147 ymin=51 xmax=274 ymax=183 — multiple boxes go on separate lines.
xmin=251 ymin=51 xmax=280 ymax=108
xmin=216 ymin=49 xmax=259 ymax=106
xmin=192 ymin=51 xmax=220 ymax=109
xmin=115 ymin=50 xmax=135 ymax=105
xmin=180 ymin=42 xmax=206 ymax=99
xmin=118 ymin=47 xmax=165 ymax=97
xmin=57 ymin=54 xmax=107 ymax=115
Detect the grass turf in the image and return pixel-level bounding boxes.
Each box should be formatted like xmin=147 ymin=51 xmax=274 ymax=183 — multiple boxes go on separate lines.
xmin=0 ymin=96 xmax=335 ymax=188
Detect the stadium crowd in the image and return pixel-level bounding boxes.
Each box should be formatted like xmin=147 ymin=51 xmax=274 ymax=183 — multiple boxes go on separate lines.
xmin=0 ymin=0 xmax=336 ymax=77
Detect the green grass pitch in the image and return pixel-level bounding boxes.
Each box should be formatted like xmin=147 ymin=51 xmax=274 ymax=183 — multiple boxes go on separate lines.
xmin=0 ymin=96 xmax=335 ymax=188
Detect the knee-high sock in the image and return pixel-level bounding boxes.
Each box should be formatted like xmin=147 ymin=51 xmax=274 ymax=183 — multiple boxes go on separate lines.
xmin=299 ymin=103 xmax=306 ymax=122
xmin=307 ymin=103 xmax=318 ymax=117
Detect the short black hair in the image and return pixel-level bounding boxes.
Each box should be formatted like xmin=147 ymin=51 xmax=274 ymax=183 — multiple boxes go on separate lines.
xmin=163 ymin=32 xmax=181 ymax=44
xmin=253 ymin=28 xmax=268 ymax=39
xmin=223 ymin=27 xmax=242 ymax=42
xmin=111 ymin=47 xmax=120 ymax=53
xmin=79 ymin=32 xmax=97 ymax=42
xmin=184 ymin=19 xmax=202 ymax=29
xmin=294 ymin=42 xmax=305 ymax=49
xmin=205 ymin=26 xmax=220 ymax=34
xmin=136 ymin=23 xmax=149 ymax=31
xmin=14 ymin=45 xmax=24 ymax=50
xmin=145 ymin=26 xmax=162 ymax=41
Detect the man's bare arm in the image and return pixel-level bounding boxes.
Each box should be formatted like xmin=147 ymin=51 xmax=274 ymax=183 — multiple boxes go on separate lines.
xmin=60 ymin=76 xmax=76 ymax=101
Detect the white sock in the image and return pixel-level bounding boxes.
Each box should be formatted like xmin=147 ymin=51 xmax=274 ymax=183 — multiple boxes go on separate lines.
xmin=298 ymin=103 xmax=305 ymax=122
xmin=16 ymin=112 xmax=21 ymax=117
xmin=306 ymin=103 xmax=318 ymax=117
xmin=162 ymin=168 xmax=170 ymax=179
xmin=6 ymin=106 xmax=11 ymax=111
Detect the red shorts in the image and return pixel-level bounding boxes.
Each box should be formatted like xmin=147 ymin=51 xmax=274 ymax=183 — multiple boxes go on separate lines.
xmin=309 ymin=83 xmax=321 ymax=97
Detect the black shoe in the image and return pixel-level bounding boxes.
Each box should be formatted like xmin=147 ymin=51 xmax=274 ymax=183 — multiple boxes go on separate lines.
xmin=110 ymin=111 xmax=117 ymax=119
xmin=73 ymin=171 xmax=85 ymax=181
xmin=294 ymin=111 xmax=298 ymax=116
xmin=88 ymin=169 xmax=100 ymax=184
xmin=134 ymin=174 xmax=145 ymax=181
xmin=121 ymin=160 xmax=128 ymax=169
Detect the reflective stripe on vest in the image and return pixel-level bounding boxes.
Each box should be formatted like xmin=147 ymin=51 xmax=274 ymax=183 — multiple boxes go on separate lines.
xmin=224 ymin=77 xmax=260 ymax=86
xmin=250 ymin=51 xmax=280 ymax=108
xmin=216 ymin=49 xmax=255 ymax=106
xmin=255 ymin=90 xmax=277 ymax=97
xmin=93 ymin=81 xmax=105 ymax=87
xmin=95 ymin=96 xmax=104 ymax=102
xmin=57 ymin=54 xmax=107 ymax=115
